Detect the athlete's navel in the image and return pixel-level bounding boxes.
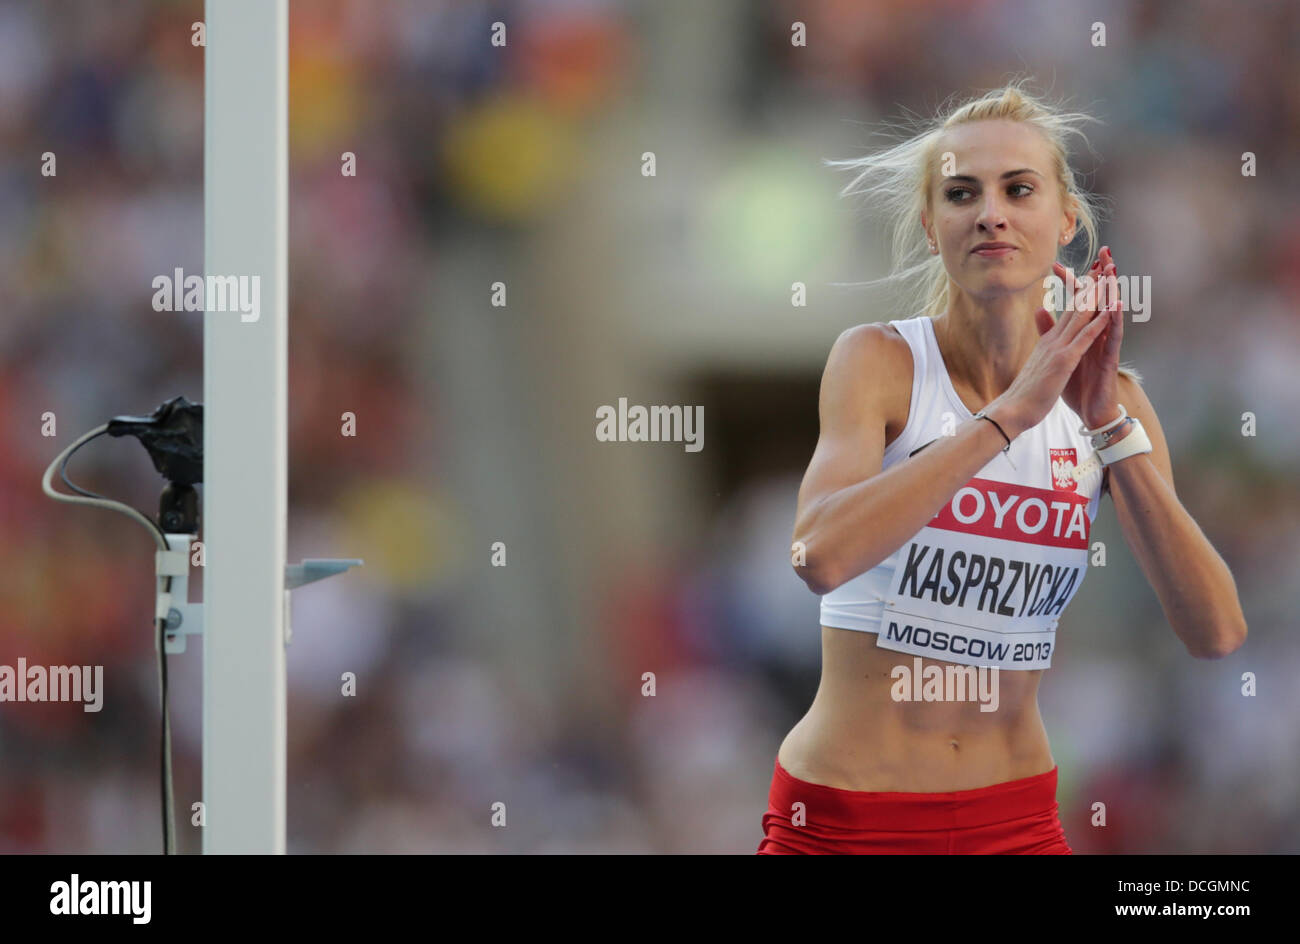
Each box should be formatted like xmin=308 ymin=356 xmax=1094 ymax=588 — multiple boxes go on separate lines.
xmin=949 ymin=738 xmax=960 ymax=751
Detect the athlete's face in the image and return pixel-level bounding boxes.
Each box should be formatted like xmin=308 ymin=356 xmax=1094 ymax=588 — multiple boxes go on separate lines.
xmin=922 ymin=120 xmax=1076 ymax=299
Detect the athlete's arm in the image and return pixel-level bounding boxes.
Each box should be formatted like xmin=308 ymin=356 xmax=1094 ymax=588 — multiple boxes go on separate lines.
xmin=792 ymin=307 xmax=1111 ymax=596
xmin=791 ymin=324 xmax=1020 ymax=596
xmin=1103 ymin=374 xmax=1247 ymax=658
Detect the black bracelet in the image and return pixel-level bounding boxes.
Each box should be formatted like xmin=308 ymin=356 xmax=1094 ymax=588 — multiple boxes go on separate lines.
xmin=973 ymin=410 xmax=1012 ymax=451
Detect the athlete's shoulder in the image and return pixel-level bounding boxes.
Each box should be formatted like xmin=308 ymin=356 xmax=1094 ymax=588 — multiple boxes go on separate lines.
xmin=825 ymin=319 xmax=913 ymax=380
xmin=819 ymin=321 xmax=916 ymax=437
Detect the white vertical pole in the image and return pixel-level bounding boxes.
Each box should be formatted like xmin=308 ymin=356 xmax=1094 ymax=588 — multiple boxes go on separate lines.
xmin=202 ymin=0 xmax=288 ymax=854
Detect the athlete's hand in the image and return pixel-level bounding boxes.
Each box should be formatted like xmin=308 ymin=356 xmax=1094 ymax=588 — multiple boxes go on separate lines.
xmin=1054 ymin=247 xmax=1124 ymax=429
xmin=987 ymin=281 xmax=1113 ymax=438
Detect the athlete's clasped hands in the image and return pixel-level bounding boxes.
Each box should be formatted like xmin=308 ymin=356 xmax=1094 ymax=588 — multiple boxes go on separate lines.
xmin=991 ymin=246 xmax=1125 ymax=437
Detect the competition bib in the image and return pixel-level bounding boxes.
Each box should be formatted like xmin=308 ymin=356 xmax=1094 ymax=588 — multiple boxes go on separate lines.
xmin=880 ymin=476 xmax=1091 ymax=670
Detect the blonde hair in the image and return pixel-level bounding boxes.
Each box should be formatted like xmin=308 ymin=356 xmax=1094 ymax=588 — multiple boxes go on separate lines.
xmin=827 ymin=78 xmax=1142 ymax=384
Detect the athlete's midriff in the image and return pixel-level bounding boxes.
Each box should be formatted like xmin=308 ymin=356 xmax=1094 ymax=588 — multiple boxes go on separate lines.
xmin=776 ymin=625 xmax=1054 ymax=792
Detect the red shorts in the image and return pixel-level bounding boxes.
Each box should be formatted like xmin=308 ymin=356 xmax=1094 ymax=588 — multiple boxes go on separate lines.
xmin=756 ymin=757 xmax=1072 ymax=855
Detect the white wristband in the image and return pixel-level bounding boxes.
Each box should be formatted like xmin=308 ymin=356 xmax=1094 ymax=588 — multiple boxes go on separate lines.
xmin=1096 ymin=416 xmax=1152 ymax=465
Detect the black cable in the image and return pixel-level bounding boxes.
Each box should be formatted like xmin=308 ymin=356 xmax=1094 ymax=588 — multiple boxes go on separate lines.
xmin=158 ymin=575 xmax=173 ymax=855
xmin=59 ymin=429 xmax=109 ymax=499
xmin=60 ymin=429 xmax=170 ymax=547
xmin=46 ymin=423 xmax=181 ymax=854
xmin=65 ymin=432 xmax=173 ymax=853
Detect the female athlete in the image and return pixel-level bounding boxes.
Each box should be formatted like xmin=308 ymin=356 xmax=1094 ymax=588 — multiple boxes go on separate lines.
xmin=756 ymin=83 xmax=1248 ymax=855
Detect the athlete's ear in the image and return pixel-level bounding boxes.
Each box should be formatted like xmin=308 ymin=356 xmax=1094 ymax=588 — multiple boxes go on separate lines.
xmin=920 ymin=213 xmax=936 ymax=253
xmin=1059 ymin=194 xmax=1079 ymax=247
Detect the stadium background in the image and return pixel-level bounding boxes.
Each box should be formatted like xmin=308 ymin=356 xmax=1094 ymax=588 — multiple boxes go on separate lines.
xmin=1 ymin=0 xmax=1297 ymax=852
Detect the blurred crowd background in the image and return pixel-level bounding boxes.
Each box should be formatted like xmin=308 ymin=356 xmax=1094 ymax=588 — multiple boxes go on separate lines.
xmin=1 ymin=0 xmax=1297 ymax=853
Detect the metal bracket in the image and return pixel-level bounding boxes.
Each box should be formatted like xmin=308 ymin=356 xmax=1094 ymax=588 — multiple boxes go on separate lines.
xmin=282 ymin=558 xmax=363 ymax=647
xmin=155 ymin=544 xmax=363 ymax=654
xmin=156 ymin=533 xmax=202 ymax=654
xmin=286 ymin=559 xmax=364 ymax=590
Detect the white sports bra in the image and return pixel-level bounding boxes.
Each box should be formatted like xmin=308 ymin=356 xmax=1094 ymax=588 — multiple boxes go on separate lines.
xmin=817 ymin=315 xmax=1105 ymax=670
